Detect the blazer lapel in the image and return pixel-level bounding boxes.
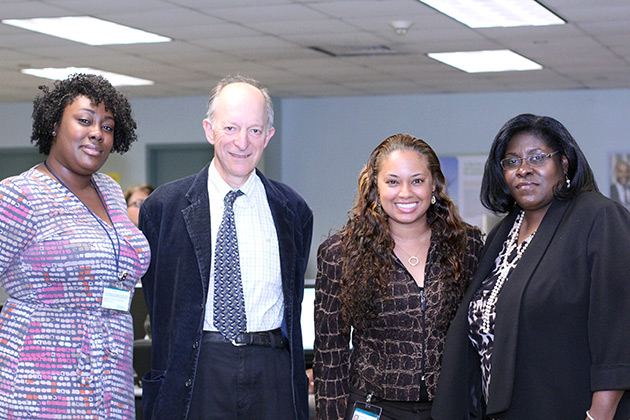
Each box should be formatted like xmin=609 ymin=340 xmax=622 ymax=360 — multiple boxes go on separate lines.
xmin=463 ymin=211 xmax=518 ymax=305
xmin=488 ymin=199 xmax=572 ymax=413
xmin=259 ymin=170 xmax=296 ymax=335
xmin=182 ymin=164 xmax=213 ymax=297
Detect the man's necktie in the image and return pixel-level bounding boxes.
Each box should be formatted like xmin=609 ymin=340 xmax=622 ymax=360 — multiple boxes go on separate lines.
xmin=213 ymin=190 xmax=246 ymax=340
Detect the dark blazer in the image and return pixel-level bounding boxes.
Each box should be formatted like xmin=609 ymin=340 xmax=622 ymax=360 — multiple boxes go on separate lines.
xmin=138 ymin=164 xmax=313 ymax=420
xmin=432 ymin=191 xmax=630 ymax=420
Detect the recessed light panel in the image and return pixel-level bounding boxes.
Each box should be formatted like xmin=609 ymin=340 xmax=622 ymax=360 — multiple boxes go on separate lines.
xmin=418 ymin=0 xmax=564 ymax=28
xmin=3 ymin=16 xmax=171 ymax=45
xmin=428 ymin=50 xmax=542 ymax=73
xmin=21 ymin=67 xmax=154 ymax=86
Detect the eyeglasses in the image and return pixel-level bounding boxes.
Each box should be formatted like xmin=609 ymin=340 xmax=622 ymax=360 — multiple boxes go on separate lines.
xmin=128 ymin=199 xmax=145 ymax=208
xmin=500 ymin=151 xmax=560 ymax=171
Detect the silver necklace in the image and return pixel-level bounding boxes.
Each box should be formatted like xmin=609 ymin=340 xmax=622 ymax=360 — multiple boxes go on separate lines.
xmin=396 ymin=244 xmax=424 ymax=266
xmin=481 ymin=211 xmax=535 ymax=334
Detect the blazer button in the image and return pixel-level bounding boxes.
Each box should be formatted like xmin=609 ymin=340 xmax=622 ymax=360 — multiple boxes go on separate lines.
xmin=193 ymin=341 xmax=199 ymax=349
xmin=185 ymin=378 xmax=192 ymax=388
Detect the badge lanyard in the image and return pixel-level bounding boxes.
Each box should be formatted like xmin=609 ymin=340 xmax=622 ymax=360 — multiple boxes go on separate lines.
xmin=352 ymin=392 xmax=382 ymax=420
xmin=44 ymin=161 xmax=131 ymax=311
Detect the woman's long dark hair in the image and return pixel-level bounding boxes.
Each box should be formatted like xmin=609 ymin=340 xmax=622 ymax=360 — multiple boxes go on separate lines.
xmin=339 ymin=133 xmax=472 ymax=326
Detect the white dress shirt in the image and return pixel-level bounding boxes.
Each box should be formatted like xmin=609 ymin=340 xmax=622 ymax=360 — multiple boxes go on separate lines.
xmin=203 ymin=160 xmax=283 ymax=332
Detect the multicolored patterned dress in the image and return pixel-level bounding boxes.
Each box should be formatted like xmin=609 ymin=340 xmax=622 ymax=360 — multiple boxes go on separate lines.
xmin=0 ymin=166 xmax=151 ymax=419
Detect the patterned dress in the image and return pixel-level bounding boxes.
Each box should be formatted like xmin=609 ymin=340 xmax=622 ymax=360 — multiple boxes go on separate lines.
xmin=0 ymin=166 xmax=150 ymax=419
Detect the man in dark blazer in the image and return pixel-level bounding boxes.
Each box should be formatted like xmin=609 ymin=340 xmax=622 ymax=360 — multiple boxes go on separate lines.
xmin=139 ymin=75 xmax=313 ymax=420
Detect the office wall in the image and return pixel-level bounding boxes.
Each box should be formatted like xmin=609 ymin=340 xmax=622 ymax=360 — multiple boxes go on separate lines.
xmin=0 ymin=96 xmax=209 ymax=188
xmin=2 ymin=88 xmax=630 ymax=277
xmin=0 ymin=94 xmax=278 ymax=189
xmin=279 ymin=89 xmax=630 ymax=277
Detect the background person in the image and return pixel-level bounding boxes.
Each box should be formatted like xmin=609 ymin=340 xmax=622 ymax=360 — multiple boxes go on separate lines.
xmin=314 ymin=134 xmax=483 ymax=420
xmin=0 ymin=73 xmax=150 ymax=419
xmin=432 ymin=114 xmax=630 ymax=420
xmin=139 ymin=75 xmax=313 ymax=420
xmin=124 ymin=183 xmax=154 ymax=227
xmin=610 ymin=160 xmax=630 ymax=211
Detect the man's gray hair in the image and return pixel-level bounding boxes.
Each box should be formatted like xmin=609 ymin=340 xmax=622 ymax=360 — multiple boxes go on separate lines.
xmin=205 ymin=75 xmax=274 ymax=134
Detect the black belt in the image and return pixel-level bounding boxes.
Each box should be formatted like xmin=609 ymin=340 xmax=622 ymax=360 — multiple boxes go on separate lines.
xmin=203 ymin=329 xmax=288 ymax=349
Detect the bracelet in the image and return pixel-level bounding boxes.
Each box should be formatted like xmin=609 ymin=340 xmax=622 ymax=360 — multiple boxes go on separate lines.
xmin=586 ymin=410 xmax=596 ymax=420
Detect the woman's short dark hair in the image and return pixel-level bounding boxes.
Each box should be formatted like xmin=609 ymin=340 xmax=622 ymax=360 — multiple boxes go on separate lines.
xmin=480 ymin=113 xmax=598 ymax=214
xmin=30 ymin=73 xmax=137 ymax=155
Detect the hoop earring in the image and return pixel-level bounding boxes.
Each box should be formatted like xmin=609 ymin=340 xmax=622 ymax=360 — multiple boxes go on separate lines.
xmin=431 ymin=193 xmax=436 ymax=205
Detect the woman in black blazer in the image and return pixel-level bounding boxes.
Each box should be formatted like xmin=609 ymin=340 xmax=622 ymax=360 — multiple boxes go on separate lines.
xmin=432 ymin=114 xmax=630 ymax=420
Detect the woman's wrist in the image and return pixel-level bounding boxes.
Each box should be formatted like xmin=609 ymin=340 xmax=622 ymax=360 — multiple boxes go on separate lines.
xmin=588 ymin=389 xmax=624 ymax=420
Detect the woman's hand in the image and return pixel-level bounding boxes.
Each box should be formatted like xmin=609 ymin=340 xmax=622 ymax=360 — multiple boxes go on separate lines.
xmin=587 ymin=390 xmax=624 ymax=420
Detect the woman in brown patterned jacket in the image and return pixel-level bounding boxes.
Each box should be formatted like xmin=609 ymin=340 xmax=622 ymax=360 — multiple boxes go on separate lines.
xmin=314 ymin=134 xmax=484 ymax=420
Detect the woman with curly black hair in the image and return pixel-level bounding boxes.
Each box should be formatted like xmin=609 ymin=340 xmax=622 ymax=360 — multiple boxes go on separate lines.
xmin=314 ymin=133 xmax=484 ymax=420
xmin=0 ymin=73 xmax=150 ymax=419
xmin=31 ymin=73 xmax=138 ymax=155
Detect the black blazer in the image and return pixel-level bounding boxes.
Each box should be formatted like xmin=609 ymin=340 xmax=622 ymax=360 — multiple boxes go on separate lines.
xmin=432 ymin=191 xmax=630 ymax=419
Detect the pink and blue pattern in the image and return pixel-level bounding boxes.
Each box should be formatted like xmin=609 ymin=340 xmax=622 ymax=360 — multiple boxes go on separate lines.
xmin=0 ymin=166 xmax=150 ymax=419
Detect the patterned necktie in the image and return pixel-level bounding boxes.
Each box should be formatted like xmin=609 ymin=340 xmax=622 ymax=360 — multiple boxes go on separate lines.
xmin=213 ymin=190 xmax=247 ymax=340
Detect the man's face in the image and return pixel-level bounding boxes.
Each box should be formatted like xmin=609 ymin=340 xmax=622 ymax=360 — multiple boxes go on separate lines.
xmin=616 ymin=162 xmax=630 ymax=185
xmin=203 ymin=82 xmax=274 ymax=189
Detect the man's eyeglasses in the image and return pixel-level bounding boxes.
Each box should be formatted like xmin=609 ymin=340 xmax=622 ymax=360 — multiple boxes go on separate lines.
xmin=500 ymin=151 xmax=560 ymax=171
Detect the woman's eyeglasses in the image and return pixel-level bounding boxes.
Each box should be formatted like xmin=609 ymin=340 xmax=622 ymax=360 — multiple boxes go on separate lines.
xmin=128 ymin=199 xmax=145 ymax=208
xmin=500 ymin=151 xmax=560 ymax=171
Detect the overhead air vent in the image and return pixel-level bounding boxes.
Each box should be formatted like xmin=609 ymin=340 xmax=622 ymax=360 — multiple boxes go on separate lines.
xmin=310 ymin=45 xmax=398 ymax=57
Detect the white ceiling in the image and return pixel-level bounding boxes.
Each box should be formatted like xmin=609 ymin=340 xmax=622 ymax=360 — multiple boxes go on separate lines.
xmin=1 ymin=0 xmax=630 ymax=102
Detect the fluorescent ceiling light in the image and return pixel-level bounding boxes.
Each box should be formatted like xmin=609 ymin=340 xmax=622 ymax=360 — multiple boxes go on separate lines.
xmin=21 ymin=67 xmax=154 ymax=86
xmin=417 ymin=0 xmax=565 ymax=28
xmin=428 ymin=50 xmax=542 ymax=73
xmin=2 ymin=16 xmax=171 ymax=45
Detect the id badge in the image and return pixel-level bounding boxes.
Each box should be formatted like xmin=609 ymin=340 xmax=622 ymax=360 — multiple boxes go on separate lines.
xmin=102 ymin=287 xmax=132 ymax=311
xmin=351 ymin=401 xmax=382 ymax=420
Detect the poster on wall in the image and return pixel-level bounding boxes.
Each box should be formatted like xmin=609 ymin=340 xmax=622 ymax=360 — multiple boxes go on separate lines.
xmin=608 ymin=152 xmax=630 ymax=212
xmin=439 ymin=155 xmax=501 ymax=233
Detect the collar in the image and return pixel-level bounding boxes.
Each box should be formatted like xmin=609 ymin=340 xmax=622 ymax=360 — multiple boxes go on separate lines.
xmin=208 ymin=159 xmax=259 ymax=204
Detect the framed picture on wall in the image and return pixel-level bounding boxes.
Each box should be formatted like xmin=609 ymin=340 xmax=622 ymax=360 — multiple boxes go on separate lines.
xmin=439 ymin=154 xmax=498 ymax=233
xmin=609 ymin=152 xmax=630 ymax=211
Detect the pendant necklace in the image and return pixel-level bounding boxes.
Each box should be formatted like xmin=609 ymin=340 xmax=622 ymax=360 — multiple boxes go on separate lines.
xmin=481 ymin=210 xmax=535 ymax=333
xmin=396 ymin=243 xmax=424 ymax=267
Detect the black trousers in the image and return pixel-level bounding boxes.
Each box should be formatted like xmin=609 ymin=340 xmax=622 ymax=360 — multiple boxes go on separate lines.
xmin=345 ymin=386 xmax=432 ymax=420
xmin=188 ymin=332 xmax=295 ymax=420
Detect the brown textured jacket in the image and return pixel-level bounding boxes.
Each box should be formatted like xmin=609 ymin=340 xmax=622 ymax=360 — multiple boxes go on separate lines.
xmin=314 ymin=229 xmax=483 ymax=419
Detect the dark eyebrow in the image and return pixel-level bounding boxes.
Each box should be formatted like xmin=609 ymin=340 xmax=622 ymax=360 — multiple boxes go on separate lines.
xmin=78 ymin=108 xmax=114 ymax=122
xmin=505 ymin=148 xmax=544 ymax=156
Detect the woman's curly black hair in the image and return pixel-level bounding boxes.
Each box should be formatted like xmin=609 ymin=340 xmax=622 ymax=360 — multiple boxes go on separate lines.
xmin=30 ymin=73 xmax=138 ymax=155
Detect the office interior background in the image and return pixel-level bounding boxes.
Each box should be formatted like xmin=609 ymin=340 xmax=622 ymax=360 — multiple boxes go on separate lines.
xmin=1 ymin=0 xmax=630 ymax=281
